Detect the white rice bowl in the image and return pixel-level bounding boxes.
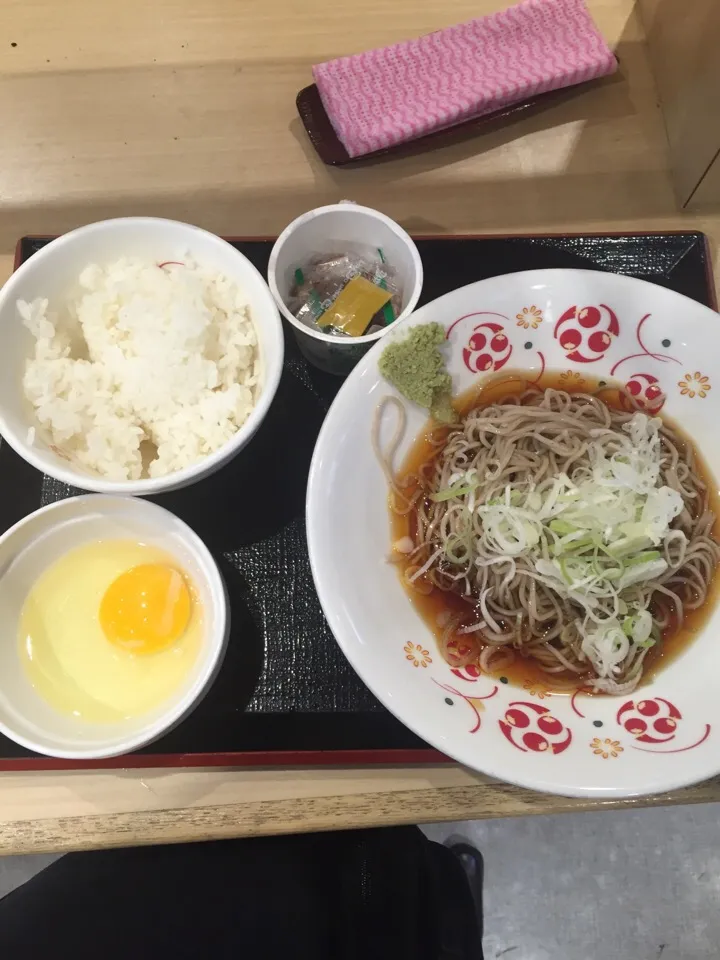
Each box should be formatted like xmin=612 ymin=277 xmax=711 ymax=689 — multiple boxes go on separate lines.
xmin=20 ymin=257 xmax=260 ymax=481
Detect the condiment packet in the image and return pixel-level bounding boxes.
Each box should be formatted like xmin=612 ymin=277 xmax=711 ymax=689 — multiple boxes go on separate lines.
xmin=317 ymin=275 xmax=392 ymax=337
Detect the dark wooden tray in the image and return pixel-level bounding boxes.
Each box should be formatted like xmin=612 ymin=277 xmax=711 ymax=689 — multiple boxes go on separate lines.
xmin=1 ymin=230 xmax=714 ymax=770
xmin=296 ymin=67 xmax=621 ymax=165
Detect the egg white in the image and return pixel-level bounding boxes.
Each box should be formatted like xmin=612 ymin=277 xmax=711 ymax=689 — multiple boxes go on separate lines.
xmin=18 ymin=539 xmax=202 ymax=722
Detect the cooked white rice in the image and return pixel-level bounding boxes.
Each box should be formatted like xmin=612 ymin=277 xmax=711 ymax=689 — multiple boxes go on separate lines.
xmin=20 ymin=257 xmax=260 ymax=481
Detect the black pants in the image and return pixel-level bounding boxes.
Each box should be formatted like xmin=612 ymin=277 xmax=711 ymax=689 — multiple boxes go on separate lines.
xmin=0 ymin=827 xmax=483 ymax=959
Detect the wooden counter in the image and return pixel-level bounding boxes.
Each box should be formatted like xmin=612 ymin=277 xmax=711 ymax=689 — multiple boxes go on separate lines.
xmin=1 ymin=0 xmax=720 ymax=855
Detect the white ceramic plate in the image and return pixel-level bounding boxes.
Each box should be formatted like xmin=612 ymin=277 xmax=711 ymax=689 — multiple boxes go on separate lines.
xmin=307 ymin=269 xmax=720 ymax=798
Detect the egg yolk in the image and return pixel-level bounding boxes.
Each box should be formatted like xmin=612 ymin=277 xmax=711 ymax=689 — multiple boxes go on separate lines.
xmin=99 ymin=564 xmax=191 ymax=654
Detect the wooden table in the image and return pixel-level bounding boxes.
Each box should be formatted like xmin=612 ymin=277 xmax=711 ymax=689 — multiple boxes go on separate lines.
xmin=1 ymin=0 xmax=720 ymax=856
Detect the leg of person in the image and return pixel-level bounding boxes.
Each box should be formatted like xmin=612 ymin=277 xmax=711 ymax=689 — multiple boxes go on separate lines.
xmin=320 ymin=826 xmax=483 ymax=959
xmin=0 ymin=827 xmax=483 ymax=960
xmin=0 ymin=835 xmax=331 ymax=960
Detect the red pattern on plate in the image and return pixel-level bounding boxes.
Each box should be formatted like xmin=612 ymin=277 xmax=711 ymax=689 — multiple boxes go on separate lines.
xmin=533 ymin=350 xmax=547 ymax=383
xmin=462 ymin=320 xmax=512 ymax=374
xmin=451 ymin=663 xmax=483 ymax=682
xmin=615 ymin=697 xmax=711 ymax=754
xmin=448 ymin=310 xmax=550 ymax=381
xmin=632 ymin=725 xmax=711 ymax=755
xmin=621 ymin=372 xmax=666 ymax=414
xmin=570 ymin=688 xmax=588 ymax=717
xmin=499 ymin=701 xmax=573 ymax=754
xmin=446 ymin=637 xmax=478 ymax=668
xmin=610 ymin=312 xmax=681 ymax=377
xmin=616 ymin=697 xmax=681 ymax=744
xmin=433 ymin=679 xmax=499 ymax=734
xmin=554 ymin=304 xmax=619 ymax=363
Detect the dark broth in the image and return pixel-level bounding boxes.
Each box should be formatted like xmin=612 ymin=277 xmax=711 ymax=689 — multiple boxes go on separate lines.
xmin=390 ymin=371 xmax=720 ymax=693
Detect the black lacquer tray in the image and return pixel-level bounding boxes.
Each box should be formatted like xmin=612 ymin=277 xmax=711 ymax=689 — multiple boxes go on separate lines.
xmin=1 ymin=231 xmax=714 ymax=770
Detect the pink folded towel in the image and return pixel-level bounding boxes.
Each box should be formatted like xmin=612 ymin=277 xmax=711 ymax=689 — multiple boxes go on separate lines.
xmin=313 ymin=0 xmax=617 ymax=158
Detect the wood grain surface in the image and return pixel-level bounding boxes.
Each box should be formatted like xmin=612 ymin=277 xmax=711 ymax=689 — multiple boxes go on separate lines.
xmin=1 ymin=0 xmax=720 ymax=855
xmin=639 ymin=0 xmax=720 ymax=206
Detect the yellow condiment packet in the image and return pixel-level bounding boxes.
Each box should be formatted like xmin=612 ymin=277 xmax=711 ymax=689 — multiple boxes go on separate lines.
xmin=318 ymin=275 xmax=392 ymax=337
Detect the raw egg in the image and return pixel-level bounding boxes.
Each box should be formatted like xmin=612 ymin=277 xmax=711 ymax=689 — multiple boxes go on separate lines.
xmin=100 ymin=564 xmax=191 ymax=654
xmin=18 ymin=540 xmax=202 ymax=723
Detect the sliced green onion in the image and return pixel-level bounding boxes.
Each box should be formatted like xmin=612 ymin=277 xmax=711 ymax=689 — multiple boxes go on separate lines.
xmin=626 ymin=550 xmax=661 ymax=567
xmin=549 ymin=519 xmax=578 ymax=535
xmin=607 ymin=536 xmax=653 ymax=559
xmin=552 ymin=535 xmax=595 ymax=557
xmin=431 ymin=480 xmax=479 ymax=502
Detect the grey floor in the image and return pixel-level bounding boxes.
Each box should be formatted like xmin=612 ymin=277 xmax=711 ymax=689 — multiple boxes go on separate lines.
xmin=1 ymin=803 xmax=719 ymax=958
xmin=423 ymin=803 xmax=720 ymax=960
xmin=0 ymin=852 xmax=57 ymax=899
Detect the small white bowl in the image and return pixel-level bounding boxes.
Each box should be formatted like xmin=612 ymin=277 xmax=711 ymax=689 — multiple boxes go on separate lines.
xmin=0 ymin=217 xmax=284 ymax=495
xmin=0 ymin=495 xmax=228 ymax=759
xmin=268 ymin=203 xmax=423 ymax=375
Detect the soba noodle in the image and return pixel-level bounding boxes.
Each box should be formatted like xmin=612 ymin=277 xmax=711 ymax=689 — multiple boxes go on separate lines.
xmin=375 ymin=385 xmax=720 ymax=694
